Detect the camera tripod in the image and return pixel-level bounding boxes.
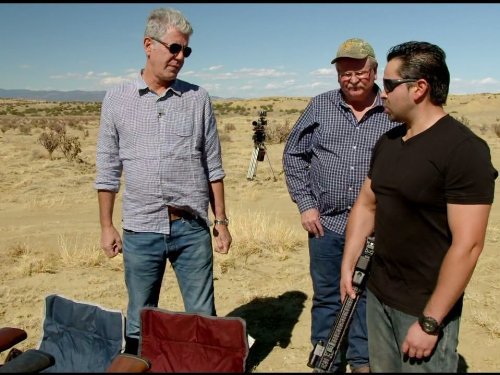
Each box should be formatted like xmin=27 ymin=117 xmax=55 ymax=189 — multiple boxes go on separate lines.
xmin=246 ymin=142 xmax=277 ymax=181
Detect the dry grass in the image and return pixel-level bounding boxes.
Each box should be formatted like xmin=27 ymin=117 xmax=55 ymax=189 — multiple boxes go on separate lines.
xmin=216 ymin=209 xmax=303 ymax=274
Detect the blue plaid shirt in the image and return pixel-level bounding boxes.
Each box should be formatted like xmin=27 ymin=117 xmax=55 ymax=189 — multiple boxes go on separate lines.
xmin=94 ymin=74 xmax=225 ymax=234
xmin=283 ymin=88 xmax=399 ymax=234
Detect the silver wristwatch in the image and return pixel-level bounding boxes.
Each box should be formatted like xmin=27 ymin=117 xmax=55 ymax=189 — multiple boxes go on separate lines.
xmin=214 ymin=218 xmax=229 ymax=226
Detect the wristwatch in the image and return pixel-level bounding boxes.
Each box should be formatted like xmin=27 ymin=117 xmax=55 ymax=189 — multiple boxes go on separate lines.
xmin=418 ymin=315 xmax=442 ymax=335
xmin=214 ymin=218 xmax=229 ymax=226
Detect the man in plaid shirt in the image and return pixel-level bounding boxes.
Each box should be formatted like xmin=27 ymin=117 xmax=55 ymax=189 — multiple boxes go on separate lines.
xmin=283 ymin=38 xmax=398 ymax=373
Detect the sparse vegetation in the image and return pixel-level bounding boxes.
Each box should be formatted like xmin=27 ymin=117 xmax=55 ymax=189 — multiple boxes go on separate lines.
xmin=59 ymin=134 xmax=82 ymax=161
xmin=266 ymin=118 xmax=293 ymax=144
xmin=37 ymin=130 xmax=61 ymax=159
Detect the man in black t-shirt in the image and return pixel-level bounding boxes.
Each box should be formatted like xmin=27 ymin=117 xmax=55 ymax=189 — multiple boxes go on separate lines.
xmin=339 ymin=41 xmax=497 ymax=372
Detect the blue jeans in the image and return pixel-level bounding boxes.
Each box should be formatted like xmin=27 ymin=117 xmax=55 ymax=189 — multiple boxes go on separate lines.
xmin=367 ymin=289 xmax=460 ymax=372
xmin=309 ymin=228 xmax=369 ymax=371
xmin=122 ymin=217 xmax=215 ymax=339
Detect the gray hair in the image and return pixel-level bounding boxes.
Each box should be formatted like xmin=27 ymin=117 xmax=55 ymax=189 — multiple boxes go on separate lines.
xmin=144 ymin=8 xmax=193 ymax=39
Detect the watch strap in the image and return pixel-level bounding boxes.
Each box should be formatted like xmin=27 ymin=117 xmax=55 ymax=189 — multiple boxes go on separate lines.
xmin=214 ymin=218 xmax=229 ymax=226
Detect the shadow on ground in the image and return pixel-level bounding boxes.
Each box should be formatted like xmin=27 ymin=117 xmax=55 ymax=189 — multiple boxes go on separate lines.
xmin=457 ymin=353 xmax=468 ymax=373
xmin=226 ymin=290 xmax=308 ymax=372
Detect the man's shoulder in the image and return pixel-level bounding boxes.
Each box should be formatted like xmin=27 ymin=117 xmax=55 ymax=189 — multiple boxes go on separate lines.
xmin=437 ymin=114 xmax=486 ymax=143
xmin=313 ymin=89 xmax=339 ymax=102
xmin=173 ymin=79 xmax=209 ymax=97
xmin=104 ymin=80 xmax=139 ymax=100
xmin=383 ymin=124 xmax=407 ymax=140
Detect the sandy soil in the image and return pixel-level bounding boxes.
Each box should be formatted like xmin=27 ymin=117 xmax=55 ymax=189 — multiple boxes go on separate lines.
xmin=0 ymin=94 xmax=499 ymax=372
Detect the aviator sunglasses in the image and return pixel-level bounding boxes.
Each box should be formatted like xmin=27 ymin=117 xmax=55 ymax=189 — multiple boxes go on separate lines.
xmin=383 ymin=78 xmax=418 ymax=93
xmin=150 ymin=37 xmax=192 ymax=58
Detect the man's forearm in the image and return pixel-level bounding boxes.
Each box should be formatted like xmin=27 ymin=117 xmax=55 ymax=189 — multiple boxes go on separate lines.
xmin=97 ymin=190 xmax=116 ymax=228
xmin=343 ymin=178 xmax=376 ymax=271
xmin=423 ymin=247 xmax=481 ymax=324
xmin=208 ymin=179 xmax=227 ymax=219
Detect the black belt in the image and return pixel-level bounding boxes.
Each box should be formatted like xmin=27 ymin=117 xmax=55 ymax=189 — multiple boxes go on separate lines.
xmin=167 ymin=206 xmax=194 ymax=221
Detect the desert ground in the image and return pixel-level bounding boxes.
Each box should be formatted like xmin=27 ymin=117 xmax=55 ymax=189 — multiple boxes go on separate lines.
xmin=0 ymin=94 xmax=499 ymax=372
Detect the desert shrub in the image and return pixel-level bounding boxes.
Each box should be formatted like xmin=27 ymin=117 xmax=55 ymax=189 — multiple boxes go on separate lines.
xmin=59 ymin=134 xmax=82 ymax=161
xmin=494 ymin=123 xmax=500 ymax=138
xmin=266 ymin=118 xmax=293 ymax=144
xmin=38 ymin=130 xmax=61 ymax=159
xmin=19 ymin=124 xmax=31 ymax=135
xmin=478 ymin=124 xmax=487 ymax=134
xmin=48 ymin=122 xmax=66 ymax=135
xmin=456 ymin=115 xmax=471 ymax=127
xmin=224 ymin=123 xmax=236 ymax=132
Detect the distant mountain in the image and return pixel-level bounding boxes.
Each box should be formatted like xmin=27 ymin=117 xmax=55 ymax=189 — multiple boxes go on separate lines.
xmin=0 ymin=89 xmax=106 ymax=102
xmin=0 ymin=89 xmax=235 ymax=102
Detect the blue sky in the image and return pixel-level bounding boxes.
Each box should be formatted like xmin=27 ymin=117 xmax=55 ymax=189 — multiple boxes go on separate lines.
xmin=1 ymin=3 xmax=499 ymax=98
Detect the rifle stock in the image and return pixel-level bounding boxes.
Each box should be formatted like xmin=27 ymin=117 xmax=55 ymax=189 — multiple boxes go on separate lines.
xmin=308 ymin=236 xmax=375 ymax=373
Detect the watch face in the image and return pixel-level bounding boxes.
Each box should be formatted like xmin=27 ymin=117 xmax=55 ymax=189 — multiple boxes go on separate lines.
xmin=419 ymin=316 xmax=439 ymax=334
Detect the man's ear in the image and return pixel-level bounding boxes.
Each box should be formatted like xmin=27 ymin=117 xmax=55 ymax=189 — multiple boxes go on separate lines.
xmin=144 ymin=37 xmax=153 ymax=56
xmin=412 ymin=79 xmax=429 ymax=103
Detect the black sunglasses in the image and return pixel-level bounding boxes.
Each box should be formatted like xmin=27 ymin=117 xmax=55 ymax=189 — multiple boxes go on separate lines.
xmin=151 ymin=37 xmax=192 ymax=58
xmin=383 ymin=78 xmax=418 ymax=93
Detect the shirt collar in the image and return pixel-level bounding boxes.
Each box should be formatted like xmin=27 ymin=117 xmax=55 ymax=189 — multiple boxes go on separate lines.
xmin=136 ymin=70 xmax=182 ymax=97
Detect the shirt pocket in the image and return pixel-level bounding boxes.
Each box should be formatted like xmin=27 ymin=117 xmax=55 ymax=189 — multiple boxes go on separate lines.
xmin=166 ymin=112 xmax=194 ymax=137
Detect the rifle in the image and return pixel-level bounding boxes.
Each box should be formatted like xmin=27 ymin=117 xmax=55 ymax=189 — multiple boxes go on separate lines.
xmin=307 ymin=236 xmax=375 ymax=373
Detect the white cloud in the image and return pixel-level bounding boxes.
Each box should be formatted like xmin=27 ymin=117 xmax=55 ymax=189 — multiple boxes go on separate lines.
xmin=311 ymin=67 xmax=336 ymax=76
xmin=450 ymin=76 xmax=500 ymax=94
xmin=100 ymin=76 xmax=133 ymax=87
xmin=49 ymin=72 xmax=81 ymax=79
xmin=238 ymin=68 xmax=293 ymax=78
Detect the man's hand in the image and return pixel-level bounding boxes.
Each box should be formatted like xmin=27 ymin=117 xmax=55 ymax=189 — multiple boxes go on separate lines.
xmin=340 ymin=264 xmax=356 ymax=302
xmin=213 ymin=224 xmax=232 ymax=254
xmin=401 ymin=321 xmax=439 ymax=359
xmin=301 ymin=208 xmax=324 ymax=238
xmin=100 ymin=226 xmax=122 ymax=258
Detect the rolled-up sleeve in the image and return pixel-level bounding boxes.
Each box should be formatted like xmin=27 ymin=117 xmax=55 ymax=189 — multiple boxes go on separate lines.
xmin=94 ymin=91 xmax=123 ymax=192
xmin=203 ymin=95 xmax=225 ymax=182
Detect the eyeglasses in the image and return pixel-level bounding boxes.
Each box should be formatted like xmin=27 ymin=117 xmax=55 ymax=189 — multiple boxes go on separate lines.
xmin=150 ymin=37 xmax=192 ymax=58
xmin=338 ymin=70 xmax=371 ymax=81
xmin=383 ymin=78 xmax=418 ymax=93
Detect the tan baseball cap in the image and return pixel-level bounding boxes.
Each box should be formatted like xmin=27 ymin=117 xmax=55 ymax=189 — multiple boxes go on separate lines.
xmin=331 ymin=38 xmax=376 ymax=64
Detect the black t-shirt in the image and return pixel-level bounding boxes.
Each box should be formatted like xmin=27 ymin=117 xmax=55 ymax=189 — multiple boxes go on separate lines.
xmin=367 ymin=114 xmax=497 ymax=318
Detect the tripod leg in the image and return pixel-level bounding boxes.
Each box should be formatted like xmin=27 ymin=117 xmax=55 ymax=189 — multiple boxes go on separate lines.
xmin=263 ymin=145 xmax=278 ymax=181
xmin=246 ymin=147 xmax=259 ymax=180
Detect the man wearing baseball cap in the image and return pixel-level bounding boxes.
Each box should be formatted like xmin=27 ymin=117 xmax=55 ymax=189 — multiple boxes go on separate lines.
xmin=284 ymin=38 xmax=399 ymax=373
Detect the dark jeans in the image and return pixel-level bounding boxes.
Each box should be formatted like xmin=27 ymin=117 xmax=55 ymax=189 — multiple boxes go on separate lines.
xmin=309 ymin=228 xmax=369 ymax=371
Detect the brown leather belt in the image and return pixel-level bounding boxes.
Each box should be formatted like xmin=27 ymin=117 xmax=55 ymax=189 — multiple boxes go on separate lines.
xmin=167 ymin=206 xmax=194 ymax=222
